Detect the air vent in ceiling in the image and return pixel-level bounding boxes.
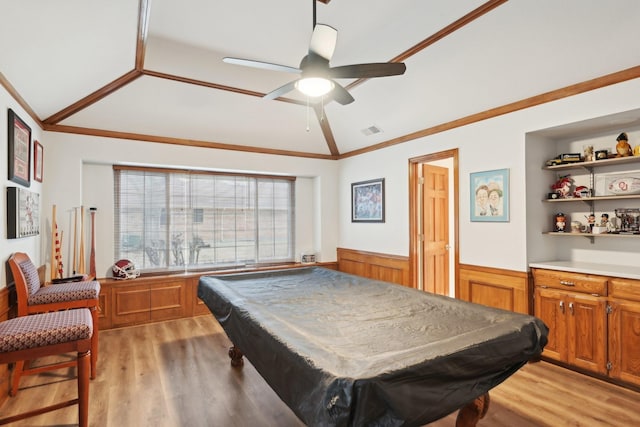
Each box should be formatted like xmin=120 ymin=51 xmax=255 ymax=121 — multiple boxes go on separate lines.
xmin=362 ymin=125 xmax=383 ymax=136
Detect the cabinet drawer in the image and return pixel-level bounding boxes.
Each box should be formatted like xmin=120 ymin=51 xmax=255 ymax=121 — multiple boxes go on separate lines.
xmin=532 ymin=268 xmax=607 ymax=295
xmin=609 ymin=278 xmax=640 ymax=302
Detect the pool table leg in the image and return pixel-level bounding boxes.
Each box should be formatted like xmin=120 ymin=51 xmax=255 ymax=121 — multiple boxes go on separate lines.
xmin=455 ymin=392 xmax=490 ymax=427
xmin=228 ymin=345 xmax=244 ymax=367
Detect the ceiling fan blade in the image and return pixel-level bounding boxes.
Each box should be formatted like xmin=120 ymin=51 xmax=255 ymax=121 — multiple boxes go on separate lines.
xmin=326 ymin=81 xmax=354 ymax=105
xmin=223 ymin=57 xmax=301 ymax=74
xmin=309 ymin=24 xmax=337 ymax=61
xmin=263 ymin=80 xmax=299 ymax=100
xmin=329 ymin=62 xmax=406 ymax=79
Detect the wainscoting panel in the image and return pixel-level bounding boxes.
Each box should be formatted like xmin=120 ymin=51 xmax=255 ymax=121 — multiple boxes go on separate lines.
xmin=337 ymin=248 xmax=411 ymax=287
xmin=459 ymin=264 xmax=531 ymax=314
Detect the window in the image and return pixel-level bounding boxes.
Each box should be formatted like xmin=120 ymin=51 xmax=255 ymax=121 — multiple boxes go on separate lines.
xmin=114 ymin=167 xmax=295 ymax=272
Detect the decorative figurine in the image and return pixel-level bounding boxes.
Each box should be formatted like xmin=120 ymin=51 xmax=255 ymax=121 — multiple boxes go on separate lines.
xmin=573 ymin=185 xmax=590 ymax=198
xmin=616 ymin=132 xmax=632 ymax=157
xmin=583 ymin=145 xmax=594 ymax=162
xmin=586 ymin=213 xmax=596 ymax=231
xmin=600 ymin=213 xmax=615 ymax=232
xmin=551 ymin=175 xmax=573 ymax=198
xmin=555 ymin=213 xmax=566 ymax=232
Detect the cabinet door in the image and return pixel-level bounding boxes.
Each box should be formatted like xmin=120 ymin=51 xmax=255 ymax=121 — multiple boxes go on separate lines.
xmin=535 ymin=287 xmax=568 ymax=362
xmin=608 ymin=299 xmax=640 ymax=386
xmin=112 ymin=283 xmax=151 ymax=327
xmin=150 ymin=280 xmax=186 ymax=321
xmin=567 ymin=294 xmax=607 ymax=374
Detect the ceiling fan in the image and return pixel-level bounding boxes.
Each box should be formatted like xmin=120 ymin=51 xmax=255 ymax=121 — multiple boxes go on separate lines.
xmin=223 ymin=0 xmax=406 ymax=105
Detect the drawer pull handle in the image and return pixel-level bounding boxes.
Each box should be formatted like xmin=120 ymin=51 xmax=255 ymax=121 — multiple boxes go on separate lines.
xmin=559 ymin=280 xmax=575 ymax=286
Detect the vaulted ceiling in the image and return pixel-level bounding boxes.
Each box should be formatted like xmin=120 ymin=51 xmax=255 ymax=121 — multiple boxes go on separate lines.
xmin=1 ymin=0 xmax=639 ymax=159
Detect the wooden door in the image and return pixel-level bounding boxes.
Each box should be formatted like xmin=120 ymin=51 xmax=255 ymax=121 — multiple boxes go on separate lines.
xmin=421 ymin=164 xmax=449 ymax=295
xmin=608 ymin=298 xmax=640 ymax=386
xmin=535 ymin=287 xmax=567 ymax=362
xmin=567 ymin=293 xmax=607 ymax=374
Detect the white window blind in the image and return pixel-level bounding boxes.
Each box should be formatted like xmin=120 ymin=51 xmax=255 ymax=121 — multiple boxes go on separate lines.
xmin=114 ymin=167 xmax=295 ymax=272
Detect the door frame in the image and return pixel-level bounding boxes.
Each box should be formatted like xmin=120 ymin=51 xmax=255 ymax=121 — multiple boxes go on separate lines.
xmin=409 ymin=148 xmax=459 ymax=295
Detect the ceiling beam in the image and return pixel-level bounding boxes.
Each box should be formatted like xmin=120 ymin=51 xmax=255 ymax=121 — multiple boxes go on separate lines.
xmin=346 ymin=0 xmax=508 ymax=92
xmin=313 ymin=105 xmax=340 ymax=156
xmin=43 ymin=123 xmax=339 ymax=160
xmin=340 ymin=64 xmax=640 ymax=159
xmin=136 ymin=0 xmax=152 ymax=70
xmin=43 ymin=70 xmax=143 ymax=125
xmin=0 ymin=72 xmax=43 ymax=128
xmin=142 ymin=70 xmax=307 ymax=106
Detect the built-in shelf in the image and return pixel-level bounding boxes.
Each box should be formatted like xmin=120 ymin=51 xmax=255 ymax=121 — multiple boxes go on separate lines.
xmin=543 ymin=231 xmax=640 ymax=238
xmin=543 ymin=155 xmax=640 ymax=172
xmin=543 ymin=194 xmax=640 ymax=203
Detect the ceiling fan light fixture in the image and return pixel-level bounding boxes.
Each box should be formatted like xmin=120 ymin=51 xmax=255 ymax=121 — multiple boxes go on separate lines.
xmin=296 ymin=77 xmax=334 ymax=97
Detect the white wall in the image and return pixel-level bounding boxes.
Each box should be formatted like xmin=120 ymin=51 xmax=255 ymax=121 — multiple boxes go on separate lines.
xmin=4 ymin=77 xmax=640 ymax=288
xmin=2 ymin=129 xmax=338 ymax=287
xmin=337 ymin=78 xmax=640 ymax=272
xmin=1 ymin=86 xmax=44 ymax=287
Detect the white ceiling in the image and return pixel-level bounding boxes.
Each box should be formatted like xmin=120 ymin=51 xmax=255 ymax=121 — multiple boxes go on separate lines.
xmin=1 ymin=0 xmax=639 ymax=158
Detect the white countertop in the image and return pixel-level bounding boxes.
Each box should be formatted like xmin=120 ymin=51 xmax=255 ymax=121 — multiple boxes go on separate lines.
xmin=529 ymin=261 xmax=640 ymax=280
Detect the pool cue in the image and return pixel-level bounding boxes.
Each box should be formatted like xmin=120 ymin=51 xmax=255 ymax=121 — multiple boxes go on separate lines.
xmin=89 ymin=207 xmax=97 ymax=279
xmin=72 ymin=207 xmax=78 ymax=275
xmin=58 ymin=230 xmax=64 ymax=278
xmin=78 ymin=206 xmax=86 ymax=274
xmin=51 ymin=204 xmax=57 ymax=281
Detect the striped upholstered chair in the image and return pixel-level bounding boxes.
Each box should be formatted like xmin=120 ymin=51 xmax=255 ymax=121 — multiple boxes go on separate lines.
xmin=7 ymin=252 xmax=100 ymax=395
xmin=0 ymin=309 xmax=92 ymax=426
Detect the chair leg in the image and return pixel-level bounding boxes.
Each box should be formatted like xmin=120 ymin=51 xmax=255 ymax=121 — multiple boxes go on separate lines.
xmin=10 ymin=360 xmax=24 ymax=396
xmin=90 ymin=306 xmax=99 ymax=379
xmin=77 ymin=350 xmax=90 ymax=427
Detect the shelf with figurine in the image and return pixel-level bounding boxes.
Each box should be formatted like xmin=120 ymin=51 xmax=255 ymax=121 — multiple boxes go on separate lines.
xmin=544 ymin=210 xmax=640 ymax=238
xmin=544 ymin=132 xmax=640 ymax=203
xmin=543 ymin=193 xmax=640 ymax=203
xmin=543 ymin=132 xmax=640 ymax=171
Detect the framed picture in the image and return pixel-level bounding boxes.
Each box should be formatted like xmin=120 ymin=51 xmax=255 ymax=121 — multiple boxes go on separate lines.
xmin=6 ymin=187 xmax=40 ymax=238
xmin=470 ymin=168 xmax=509 ymax=222
xmin=34 ymin=140 xmax=43 ymax=182
xmin=352 ymin=178 xmax=385 ymax=223
xmin=593 ymin=170 xmax=640 ymax=196
xmin=8 ymin=108 xmax=31 ymax=187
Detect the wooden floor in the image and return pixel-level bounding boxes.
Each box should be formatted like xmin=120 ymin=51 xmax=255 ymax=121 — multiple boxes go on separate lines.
xmin=1 ymin=315 xmax=639 ymax=426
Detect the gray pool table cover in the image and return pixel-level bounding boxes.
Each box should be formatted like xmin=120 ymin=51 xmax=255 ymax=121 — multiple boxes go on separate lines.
xmin=198 ymin=267 xmax=548 ymax=427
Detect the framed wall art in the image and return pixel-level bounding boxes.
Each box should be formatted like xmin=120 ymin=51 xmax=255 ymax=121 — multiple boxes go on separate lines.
xmin=8 ymin=108 xmax=31 ymax=187
xmin=34 ymin=140 xmax=43 ymax=182
xmin=470 ymin=168 xmax=509 ymax=222
xmin=7 ymin=187 xmax=40 ymax=238
xmin=351 ymin=178 xmax=385 ymax=223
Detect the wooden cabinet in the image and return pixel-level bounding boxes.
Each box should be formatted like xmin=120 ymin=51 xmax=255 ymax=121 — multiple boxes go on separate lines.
xmin=103 ymin=276 xmax=189 ymax=328
xmin=533 ymin=267 xmax=640 ymax=387
xmin=608 ymin=278 xmax=640 ymax=386
xmin=534 ymin=286 xmax=607 ymax=374
xmin=99 ymin=276 xmax=201 ymax=328
xmin=532 ymin=269 xmax=608 ymax=374
xmin=98 ymin=287 xmax=111 ymax=330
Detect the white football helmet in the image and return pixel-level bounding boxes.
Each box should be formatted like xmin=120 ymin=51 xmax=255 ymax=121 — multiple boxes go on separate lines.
xmin=112 ymin=259 xmax=140 ymax=280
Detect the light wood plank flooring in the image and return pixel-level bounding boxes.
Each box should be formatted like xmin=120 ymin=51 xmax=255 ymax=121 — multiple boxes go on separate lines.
xmin=1 ymin=315 xmax=639 ymax=426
